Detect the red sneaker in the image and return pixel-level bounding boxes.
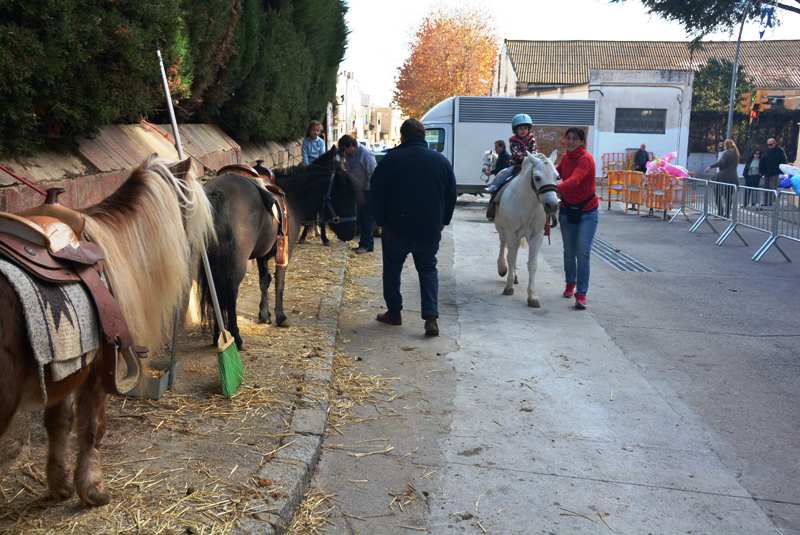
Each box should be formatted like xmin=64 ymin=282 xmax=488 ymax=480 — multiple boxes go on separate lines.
xmin=574 ymin=293 xmax=587 ymax=310
xmin=563 ymin=282 xmax=576 ymax=299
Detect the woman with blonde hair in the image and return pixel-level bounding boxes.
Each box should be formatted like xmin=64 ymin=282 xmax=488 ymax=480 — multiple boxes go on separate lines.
xmin=706 ymin=138 xmax=740 ymax=218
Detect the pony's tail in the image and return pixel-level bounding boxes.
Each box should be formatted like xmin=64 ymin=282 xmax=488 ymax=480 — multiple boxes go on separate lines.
xmin=198 ymin=189 xmax=235 ymax=335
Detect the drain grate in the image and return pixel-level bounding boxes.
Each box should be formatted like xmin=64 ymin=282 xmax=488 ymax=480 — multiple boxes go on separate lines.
xmin=591 ymin=237 xmax=654 ymax=272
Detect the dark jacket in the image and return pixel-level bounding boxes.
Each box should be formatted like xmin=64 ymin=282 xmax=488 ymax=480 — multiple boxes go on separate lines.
xmin=492 ymin=150 xmax=511 ymax=175
xmin=759 ymin=146 xmax=788 ymax=177
xmin=710 ymin=149 xmax=739 ymax=184
xmin=633 ymin=148 xmax=649 ymax=172
xmin=370 ymin=138 xmax=457 ymax=241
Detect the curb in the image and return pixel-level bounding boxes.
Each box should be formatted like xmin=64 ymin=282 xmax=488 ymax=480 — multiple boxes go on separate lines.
xmin=235 ymin=245 xmax=349 ymax=534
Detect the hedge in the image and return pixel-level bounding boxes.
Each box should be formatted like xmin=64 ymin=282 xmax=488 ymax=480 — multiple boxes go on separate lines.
xmin=0 ymin=0 xmax=347 ymax=156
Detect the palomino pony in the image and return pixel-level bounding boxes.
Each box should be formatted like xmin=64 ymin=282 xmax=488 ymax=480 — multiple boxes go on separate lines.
xmin=201 ymin=148 xmax=360 ymax=349
xmin=0 ymin=156 xmax=214 ymax=506
xmin=494 ymin=151 xmax=560 ymax=307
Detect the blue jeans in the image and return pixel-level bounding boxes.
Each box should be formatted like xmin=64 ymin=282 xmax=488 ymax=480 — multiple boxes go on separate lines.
xmin=357 ymin=198 xmax=375 ymax=251
xmin=558 ymin=208 xmax=598 ymax=296
xmin=381 ymin=229 xmax=440 ymax=319
xmin=486 ymin=167 xmax=514 ymax=192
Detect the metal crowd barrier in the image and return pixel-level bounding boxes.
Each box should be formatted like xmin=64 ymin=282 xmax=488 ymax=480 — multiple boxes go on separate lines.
xmin=667 ymin=177 xmax=799 ymax=262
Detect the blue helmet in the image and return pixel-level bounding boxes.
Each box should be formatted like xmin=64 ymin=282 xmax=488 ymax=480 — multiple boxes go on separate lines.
xmin=511 ymin=113 xmax=533 ymax=130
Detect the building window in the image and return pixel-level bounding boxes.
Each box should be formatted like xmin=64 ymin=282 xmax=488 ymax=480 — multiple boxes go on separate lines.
xmin=425 ymin=128 xmax=445 ymax=152
xmin=614 ymin=108 xmax=667 ymax=134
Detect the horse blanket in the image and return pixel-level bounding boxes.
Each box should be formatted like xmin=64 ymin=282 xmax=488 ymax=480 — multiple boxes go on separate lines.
xmin=0 ymin=257 xmax=100 ymax=398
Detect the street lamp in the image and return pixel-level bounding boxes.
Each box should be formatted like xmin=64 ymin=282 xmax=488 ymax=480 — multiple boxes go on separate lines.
xmin=725 ymin=0 xmax=753 ymax=141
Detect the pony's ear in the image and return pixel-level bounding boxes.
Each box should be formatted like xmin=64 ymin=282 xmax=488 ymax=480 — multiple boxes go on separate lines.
xmin=168 ymin=156 xmax=198 ymax=182
xmin=548 ymin=150 xmax=558 ymax=164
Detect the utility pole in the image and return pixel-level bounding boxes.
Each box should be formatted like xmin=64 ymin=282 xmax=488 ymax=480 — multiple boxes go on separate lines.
xmin=725 ymin=1 xmax=752 ymax=140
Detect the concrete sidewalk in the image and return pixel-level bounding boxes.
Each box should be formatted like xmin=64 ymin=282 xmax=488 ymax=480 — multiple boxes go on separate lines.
xmin=313 ymin=203 xmax=787 ymax=534
xmin=430 ymin=204 xmax=780 ymax=534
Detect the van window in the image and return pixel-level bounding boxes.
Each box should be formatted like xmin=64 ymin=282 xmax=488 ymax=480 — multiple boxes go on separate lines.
xmin=425 ymin=128 xmax=445 ymax=152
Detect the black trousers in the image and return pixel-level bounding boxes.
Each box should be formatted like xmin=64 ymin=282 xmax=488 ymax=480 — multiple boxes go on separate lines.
xmin=381 ymin=229 xmax=440 ymax=319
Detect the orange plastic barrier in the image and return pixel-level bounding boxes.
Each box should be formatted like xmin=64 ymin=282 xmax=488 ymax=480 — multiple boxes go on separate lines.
xmin=645 ymin=173 xmax=675 ymax=218
xmin=623 ymin=171 xmax=644 ymax=214
xmin=606 ymin=170 xmax=626 ymax=209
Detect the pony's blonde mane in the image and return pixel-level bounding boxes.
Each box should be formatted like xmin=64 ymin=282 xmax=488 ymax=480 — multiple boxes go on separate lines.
xmin=83 ymin=155 xmax=214 ymax=351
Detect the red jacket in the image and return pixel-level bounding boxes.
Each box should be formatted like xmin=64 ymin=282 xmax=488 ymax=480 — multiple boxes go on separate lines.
xmin=557 ymin=147 xmax=599 ymax=212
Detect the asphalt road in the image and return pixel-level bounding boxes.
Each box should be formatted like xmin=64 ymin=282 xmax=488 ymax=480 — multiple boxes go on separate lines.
xmin=312 ymin=202 xmax=800 ymax=535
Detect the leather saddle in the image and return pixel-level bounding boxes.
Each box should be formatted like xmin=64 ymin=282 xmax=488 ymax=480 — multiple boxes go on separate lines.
xmin=0 ymin=188 xmax=144 ymax=395
xmin=220 ymin=163 xmax=291 ymax=267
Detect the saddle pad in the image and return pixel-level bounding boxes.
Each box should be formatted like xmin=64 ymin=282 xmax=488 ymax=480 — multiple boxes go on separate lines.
xmin=0 ymin=258 xmax=100 ymax=388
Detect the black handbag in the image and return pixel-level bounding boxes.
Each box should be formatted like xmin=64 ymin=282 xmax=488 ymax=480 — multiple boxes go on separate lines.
xmin=563 ymin=194 xmax=596 ymax=224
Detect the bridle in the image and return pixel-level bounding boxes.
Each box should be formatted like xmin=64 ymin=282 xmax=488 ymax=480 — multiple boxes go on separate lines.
xmin=319 ymin=165 xmax=357 ymax=225
xmin=528 ymin=156 xmax=558 ymax=200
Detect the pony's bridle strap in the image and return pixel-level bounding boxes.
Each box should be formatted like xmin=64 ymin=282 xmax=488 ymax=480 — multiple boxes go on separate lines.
xmin=320 ymin=167 xmax=357 ymax=225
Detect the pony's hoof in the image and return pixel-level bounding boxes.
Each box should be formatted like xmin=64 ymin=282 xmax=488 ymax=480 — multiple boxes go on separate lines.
xmin=48 ymin=482 xmax=74 ymax=501
xmin=78 ymin=483 xmax=110 ymax=507
xmin=502 ymin=287 xmax=514 ymax=296
xmin=275 ymin=314 xmax=289 ymax=327
xmin=498 ymin=267 xmax=507 ymax=277
xmin=322 ymin=241 xmax=331 ymax=247
xmin=257 ymin=312 xmax=272 ymax=324
xmin=527 ymin=297 xmax=541 ymax=308
xmin=514 ymin=275 xmax=519 ymax=284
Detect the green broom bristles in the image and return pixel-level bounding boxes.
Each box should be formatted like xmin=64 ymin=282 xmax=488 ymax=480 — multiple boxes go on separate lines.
xmin=217 ymin=330 xmax=243 ymax=398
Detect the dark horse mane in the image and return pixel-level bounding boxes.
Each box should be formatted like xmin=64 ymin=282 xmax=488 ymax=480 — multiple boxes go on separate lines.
xmin=272 ymin=148 xmax=362 ymax=219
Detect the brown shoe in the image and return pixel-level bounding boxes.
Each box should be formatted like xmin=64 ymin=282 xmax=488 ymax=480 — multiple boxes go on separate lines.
xmin=376 ymin=310 xmax=402 ymax=325
xmin=424 ymin=318 xmax=439 ymax=337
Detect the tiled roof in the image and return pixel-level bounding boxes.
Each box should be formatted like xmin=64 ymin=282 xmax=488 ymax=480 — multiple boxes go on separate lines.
xmin=505 ymin=40 xmax=800 ymax=89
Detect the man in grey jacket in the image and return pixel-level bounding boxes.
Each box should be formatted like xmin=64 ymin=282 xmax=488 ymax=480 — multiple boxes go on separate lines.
xmin=339 ymin=135 xmax=378 ymax=253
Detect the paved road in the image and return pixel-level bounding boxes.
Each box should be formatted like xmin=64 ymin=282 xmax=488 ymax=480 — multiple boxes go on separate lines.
xmin=312 ymin=203 xmax=800 ymax=535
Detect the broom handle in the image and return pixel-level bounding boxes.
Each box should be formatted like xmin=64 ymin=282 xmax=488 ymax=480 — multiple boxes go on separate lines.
xmin=157 ymin=47 xmax=227 ymax=340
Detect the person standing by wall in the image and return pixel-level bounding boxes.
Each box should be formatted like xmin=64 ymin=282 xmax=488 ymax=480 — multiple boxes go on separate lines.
xmin=302 ymin=120 xmax=326 ymax=165
xmin=743 ymin=149 xmax=762 ymax=206
xmin=557 ymin=128 xmax=599 ymax=310
xmin=338 ymin=135 xmax=377 ymax=254
xmin=706 ymin=138 xmax=740 ymax=218
xmin=370 ymin=119 xmax=457 ymax=337
xmin=633 ymin=143 xmax=650 ymax=173
xmin=759 ymin=138 xmax=788 ymax=206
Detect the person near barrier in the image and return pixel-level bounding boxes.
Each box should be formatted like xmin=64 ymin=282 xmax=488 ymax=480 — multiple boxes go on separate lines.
xmin=338 ymin=135 xmax=377 ymax=254
xmin=556 ymin=128 xmax=598 ymax=310
xmin=633 ymin=144 xmax=651 ymax=173
xmin=759 ymin=138 xmax=788 ymax=206
xmin=743 ymin=149 xmax=762 ymax=206
xmin=486 ymin=113 xmax=537 ymax=220
xmin=706 ymin=139 xmax=740 ymax=218
xmin=370 ymin=118 xmax=457 ymax=337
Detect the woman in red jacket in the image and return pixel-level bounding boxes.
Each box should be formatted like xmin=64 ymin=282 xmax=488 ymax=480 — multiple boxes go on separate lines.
xmin=556 ymin=128 xmax=599 ymax=310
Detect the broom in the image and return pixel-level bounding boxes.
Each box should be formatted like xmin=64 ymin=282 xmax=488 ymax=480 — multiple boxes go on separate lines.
xmin=157 ymin=48 xmax=243 ymax=397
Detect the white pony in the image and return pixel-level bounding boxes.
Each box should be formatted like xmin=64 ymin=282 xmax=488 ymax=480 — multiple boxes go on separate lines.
xmin=494 ymin=151 xmax=560 ymax=307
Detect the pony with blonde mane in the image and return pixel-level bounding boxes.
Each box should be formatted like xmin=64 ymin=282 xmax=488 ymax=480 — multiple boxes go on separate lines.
xmin=0 ymin=155 xmax=214 ymax=506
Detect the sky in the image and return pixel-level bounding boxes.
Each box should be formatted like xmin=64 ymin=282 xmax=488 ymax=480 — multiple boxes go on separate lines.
xmin=341 ymin=0 xmax=800 ymax=106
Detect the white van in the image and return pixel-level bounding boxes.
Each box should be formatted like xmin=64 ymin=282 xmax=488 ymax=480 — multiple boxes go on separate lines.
xmin=421 ymin=96 xmax=597 ymax=194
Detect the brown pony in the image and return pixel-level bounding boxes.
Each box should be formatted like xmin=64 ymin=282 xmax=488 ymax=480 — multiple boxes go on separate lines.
xmin=0 ymin=155 xmax=214 ymax=506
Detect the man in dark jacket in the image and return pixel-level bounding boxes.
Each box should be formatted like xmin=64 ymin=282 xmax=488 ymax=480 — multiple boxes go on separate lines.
xmin=633 ymin=144 xmax=650 ymax=173
xmin=370 ymin=118 xmax=457 ymax=337
xmin=759 ymin=138 xmax=788 ymax=206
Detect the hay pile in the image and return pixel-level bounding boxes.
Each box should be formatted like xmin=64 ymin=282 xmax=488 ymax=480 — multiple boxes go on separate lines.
xmin=0 ymin=242 xmax=348 ymax=534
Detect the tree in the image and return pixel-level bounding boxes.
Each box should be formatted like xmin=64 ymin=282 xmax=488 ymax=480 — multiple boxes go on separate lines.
xmin=0 ymin=0 xmax=183 ymax=156
xmin=609 ymin=0 xmax=800 ymax=40
xmin=692 ymin=58 xmax=754 ymax=112
xmin=394 ymin=9 xmax=498 ymax=119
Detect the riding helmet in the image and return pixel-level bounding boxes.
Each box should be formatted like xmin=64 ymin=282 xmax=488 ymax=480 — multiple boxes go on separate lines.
xmin=511 ymin=113 xmax=534 ymax=130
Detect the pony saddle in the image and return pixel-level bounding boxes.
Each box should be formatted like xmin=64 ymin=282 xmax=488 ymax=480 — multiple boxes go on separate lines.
xmin=0 ymin=188 xmax=145 ymax=395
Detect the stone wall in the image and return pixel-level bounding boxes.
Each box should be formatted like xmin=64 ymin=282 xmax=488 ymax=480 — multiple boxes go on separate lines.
xmin=0 ymin=123 xmax=302 ymax=211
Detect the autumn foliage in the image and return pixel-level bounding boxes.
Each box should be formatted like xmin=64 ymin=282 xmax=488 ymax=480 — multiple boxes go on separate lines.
xmin=394 ymin=9 xmax=498 ymax=119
